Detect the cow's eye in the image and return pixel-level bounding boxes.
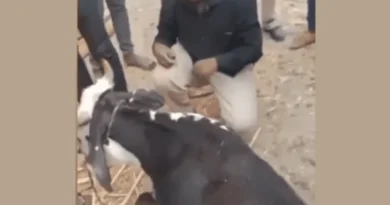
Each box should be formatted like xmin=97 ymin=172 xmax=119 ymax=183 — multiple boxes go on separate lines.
xmin=85 ymin=135 xmax=90 ymax=141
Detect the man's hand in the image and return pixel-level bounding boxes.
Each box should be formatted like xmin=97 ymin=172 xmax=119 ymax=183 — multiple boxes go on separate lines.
xmin=152 ymin=42 xmax=176 ymax=68
xmin=190 ymin=57 xmax=218 ymax=88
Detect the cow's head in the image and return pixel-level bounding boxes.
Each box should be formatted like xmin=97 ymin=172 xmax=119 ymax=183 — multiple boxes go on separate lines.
xmin=82 ymin=88 xmax=165 ymax=192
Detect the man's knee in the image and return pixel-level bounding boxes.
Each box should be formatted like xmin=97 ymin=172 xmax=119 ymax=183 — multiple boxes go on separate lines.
xmin=152 ymin=43 xmax=192 ymax=93
xmin=220 ymin=99 xmax=259 ymax=142
xmin=229 ymin=113 xmax=259 ymax=137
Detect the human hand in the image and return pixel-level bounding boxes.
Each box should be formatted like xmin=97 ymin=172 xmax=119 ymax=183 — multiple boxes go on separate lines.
xmin=152 ymin=42 xmax=176 ymax=68
xmin=190 ymin=58 xmax=218 ymax=88
xmin=189 ymin=58 xmax=218 ymax=88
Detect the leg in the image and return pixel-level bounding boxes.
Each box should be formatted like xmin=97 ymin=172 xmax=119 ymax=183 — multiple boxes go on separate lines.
xmin=289 ymin=0 xmax=315 ymax=50
xmin=260 ymin=0 xmax=276 ymax=23
xmin=97 ymin=0 xmax=105 ymax=20
xmin=78 ymin=0 xmax=128 ymax=92
xmin=261 ymin=0 xmax=286 ymax=42
xmin=77 ymin=52 xmax=93 ymax=102
xmin=87 ymin=0 xmax=106 ymax=76
xmin=151 ymin=42 xmax=193 ymax=108
xmin=105 ymin=0 xmax=133 ymax=53
xmin=210 ymin=66 xmax=259 ymax=142
xmin=105 ymin=0 xmax=156 ymax=70
xmin=307 ymin=0 xmax=315 ymax=33
xmin=87 ymin=0 xmax=106 ymax=75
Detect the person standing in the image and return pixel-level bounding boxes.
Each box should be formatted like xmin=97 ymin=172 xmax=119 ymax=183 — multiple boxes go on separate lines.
xmin=78 ymin=0 xmax=128 ymax=92
xmin=151 ymin=0 xmax=263 ymax=142
xmin=290 ymin=0 xmax=315 ymax=50
xmin=91 ymin=0 xmax=156 ymax=71
xmin=261 ymin=0 xmax=287 ymax=42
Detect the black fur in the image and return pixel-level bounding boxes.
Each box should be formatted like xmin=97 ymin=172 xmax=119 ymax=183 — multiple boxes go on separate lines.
xmin=87 ymin=89 xmax=307 ymax=205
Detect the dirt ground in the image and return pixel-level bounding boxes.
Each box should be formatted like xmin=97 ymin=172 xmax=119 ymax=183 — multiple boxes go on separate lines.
xmin=77 ymin=0 xmax=315 ymax=204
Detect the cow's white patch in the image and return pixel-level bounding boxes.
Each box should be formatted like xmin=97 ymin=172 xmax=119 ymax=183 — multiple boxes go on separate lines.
xmin=209 ymin=119 xmax=218 ymax=124
xmin=168 ymin=112 xmax=186 ymax=121
xmin=186 ymin=113 xmax=204 ymax=121
xmin=149 ymin=110 xmax=157 ymax=120
xmin=104 ymin=138 xmax=141 ymax=166
xmin=79 ymin=136 xmax=140 ymax=166
xmin=77 ymin=76 xmax=114 ymax=122
xmin=220 ymin=125 xmax=228 ymax=131
xmin=149 ymin=111 xmax=230 ymax=132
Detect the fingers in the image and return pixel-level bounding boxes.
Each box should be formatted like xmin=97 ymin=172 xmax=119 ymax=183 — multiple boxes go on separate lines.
xmin=158 ymin=56 xmax=174 ymax=68
xmin=167 ymin=50 xmax=176 ymax=60
xmin=152 ymin=42 xmax=176 ymax=69
xmin=157 ymin=53 xmax=175 ymax=68
xmin=164 ymin=53 xmax=176 ymax=65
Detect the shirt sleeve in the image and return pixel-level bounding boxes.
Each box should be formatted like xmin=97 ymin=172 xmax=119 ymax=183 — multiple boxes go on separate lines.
xmin=154 ymin=0 xmax=178 ymax=47
xmin=216 ymin=0 xmax=263 ymax=77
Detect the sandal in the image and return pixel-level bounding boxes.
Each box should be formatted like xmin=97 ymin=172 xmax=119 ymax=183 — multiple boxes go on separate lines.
xmin=167 ymin=81 xmax=191 ymax=106
xmin=188 ymin=84 xmax=214 ymax=99
xmin=193 ymin=95 xmax=221 ymax=120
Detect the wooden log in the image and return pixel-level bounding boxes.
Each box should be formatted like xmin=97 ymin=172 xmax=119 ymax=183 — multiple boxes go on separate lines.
xmin=77 ymin=14 xmax=114 ymax=58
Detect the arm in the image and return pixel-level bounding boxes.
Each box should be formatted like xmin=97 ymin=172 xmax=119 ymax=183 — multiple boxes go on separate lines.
xmin=216 ymin=0 xmax=263 ymax=77
xmin=154 ymin=0 xmax=179 ymax=47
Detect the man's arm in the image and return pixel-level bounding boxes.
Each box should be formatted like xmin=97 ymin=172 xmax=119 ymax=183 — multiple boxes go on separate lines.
xmin=216 ymin=0 xmax=263 ymax=77
xmin=154 ymin=0 xmax=178 ymax=47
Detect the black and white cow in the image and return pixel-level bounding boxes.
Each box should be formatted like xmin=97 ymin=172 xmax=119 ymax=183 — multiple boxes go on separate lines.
xmin=77 ymin=75 xmax=306 ymax=205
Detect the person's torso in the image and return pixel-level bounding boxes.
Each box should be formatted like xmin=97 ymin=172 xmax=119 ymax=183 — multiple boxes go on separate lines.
xmin=174 ymin=0 xmax=238 ymax=61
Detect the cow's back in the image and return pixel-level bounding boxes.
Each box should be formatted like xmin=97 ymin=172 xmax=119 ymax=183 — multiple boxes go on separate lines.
xmin=203 ymin=152 xmax=307 ymax=205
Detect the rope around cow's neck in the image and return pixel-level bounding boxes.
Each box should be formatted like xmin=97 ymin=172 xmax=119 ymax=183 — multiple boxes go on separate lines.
xmin=105 ymin=99 xmax=127 ymax=140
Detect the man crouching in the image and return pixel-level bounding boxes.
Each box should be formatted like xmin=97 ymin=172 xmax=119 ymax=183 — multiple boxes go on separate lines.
xmin=151 ymin=0 xmax=263 ymax=141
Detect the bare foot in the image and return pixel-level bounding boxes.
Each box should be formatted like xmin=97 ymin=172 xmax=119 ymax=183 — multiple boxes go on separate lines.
xmin=123 ymin=52 xmax=156 ymax=70
xmin=290 ymin=31 xmax=315 ymax=50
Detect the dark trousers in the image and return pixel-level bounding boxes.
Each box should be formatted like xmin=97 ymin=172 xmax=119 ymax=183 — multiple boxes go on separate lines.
xmin=77 ymin=52 xmax=93 ymax=102
xmin=77 ymin=0 xmax=128 ymax=94
xmin=97 ymin=0 xmax=134 ymax=53
xmin=308 ymin=0 xmax=315 ymax=32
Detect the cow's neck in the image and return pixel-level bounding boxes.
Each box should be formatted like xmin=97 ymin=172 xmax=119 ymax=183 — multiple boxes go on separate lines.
xmin=111 ymin=112 xmax=188 ymax=181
